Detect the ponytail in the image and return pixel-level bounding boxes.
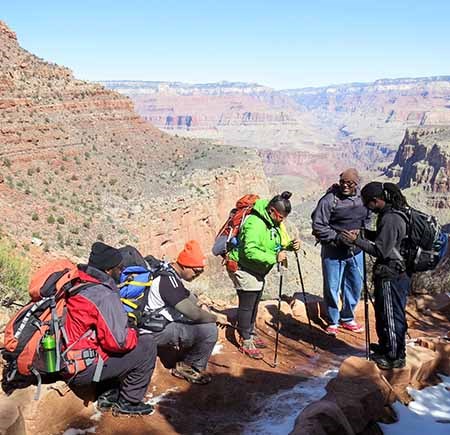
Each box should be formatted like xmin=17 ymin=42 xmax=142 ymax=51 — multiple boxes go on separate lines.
xmin=382 ymin=182 xmax=408 ymax=209
xmin=268 ymin=191 xmax=292 ymax=215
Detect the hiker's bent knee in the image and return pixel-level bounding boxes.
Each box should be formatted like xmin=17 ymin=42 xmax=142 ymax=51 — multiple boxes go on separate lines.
xmin=196 ymin=322 xmax=218 ymax=342
xmin=137 ymin=334 xmax=157 ymax=359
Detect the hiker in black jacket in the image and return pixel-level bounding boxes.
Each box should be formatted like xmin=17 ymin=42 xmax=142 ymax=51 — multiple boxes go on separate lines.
xmin=341 ymin=182 xmax=410 ymax=370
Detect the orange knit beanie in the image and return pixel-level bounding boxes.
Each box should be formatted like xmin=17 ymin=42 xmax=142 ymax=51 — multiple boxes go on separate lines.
xmin=176 ymin=240 xmax=206 ymax=268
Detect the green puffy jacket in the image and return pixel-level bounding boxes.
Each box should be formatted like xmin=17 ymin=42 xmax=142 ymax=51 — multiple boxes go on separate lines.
xmin=229 ymin=199 xmax=286 ymax=276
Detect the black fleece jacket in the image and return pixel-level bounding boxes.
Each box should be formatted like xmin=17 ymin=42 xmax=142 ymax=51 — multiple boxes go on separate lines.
xmin=353 ymin=205 xmax=407 ymax=266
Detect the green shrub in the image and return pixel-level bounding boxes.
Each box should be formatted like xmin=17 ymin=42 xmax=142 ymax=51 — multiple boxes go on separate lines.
xmin=31 ymin=212 xmax=39 ymax=221
xmin=57 ymin=216 xmax=65 ymax=225
xmin=47 ymin=215 xmax=55 ymax=224
xmin=0 ymin=238 xmax=30 ymax=302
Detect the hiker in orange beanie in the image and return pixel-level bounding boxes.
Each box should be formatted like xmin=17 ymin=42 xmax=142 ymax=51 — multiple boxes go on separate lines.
xmin=176 ymin=240 xmax=206 ymax=279
xmin=139 ymin=240 xmax=219 ymax=384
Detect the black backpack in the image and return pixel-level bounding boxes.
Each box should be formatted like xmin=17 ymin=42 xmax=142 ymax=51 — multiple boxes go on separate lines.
xmin=394 ymin=207 xmax=447 ymax=272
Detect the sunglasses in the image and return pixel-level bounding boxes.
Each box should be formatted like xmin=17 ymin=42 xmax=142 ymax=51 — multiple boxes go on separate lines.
xmin=270 ymin=207 xmax=287 ymax=220
xmin=339 ymin=180 xmax=357 ymax=187
xmin=191 ymin=267 xmax=204 ymax=276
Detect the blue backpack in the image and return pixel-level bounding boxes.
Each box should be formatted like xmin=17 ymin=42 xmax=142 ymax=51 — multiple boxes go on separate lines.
xmin=118 ymin=259 xmax=171 ymax=325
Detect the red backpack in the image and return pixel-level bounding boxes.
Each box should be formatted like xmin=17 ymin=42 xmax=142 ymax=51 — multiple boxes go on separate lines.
xmin=212 ymin=194 xmax=260 ymax=270
xmin=2 ymin=259 xmax=98 ymax=398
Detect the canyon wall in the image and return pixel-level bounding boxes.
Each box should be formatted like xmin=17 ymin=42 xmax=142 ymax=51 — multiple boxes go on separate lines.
xmin=105 ymin=77 xmax=450 ymax=153
xmin=386 ymin=127 xmax=450 ymax=211
xmin=0 ymin=21 xmax=269 ymax=300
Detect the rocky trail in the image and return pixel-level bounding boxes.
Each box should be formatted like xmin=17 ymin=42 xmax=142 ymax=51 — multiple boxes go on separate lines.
xmin=1 ymin=291 xmax=448 ymax=435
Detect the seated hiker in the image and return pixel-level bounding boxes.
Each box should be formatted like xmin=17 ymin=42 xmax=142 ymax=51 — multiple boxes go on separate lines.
xmin=226 ymin=191 xmax=300 ymax=359
xmin=137 ymin=240 xmax=218 ymax=385
xmin=67 ymin=241 xmax=157 ymax=416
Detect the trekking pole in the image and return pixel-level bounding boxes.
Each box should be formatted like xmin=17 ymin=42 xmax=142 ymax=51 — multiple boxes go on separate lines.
xmin=362 ymin=250 xmax=371 ymax=360
xmin=295 ymin=251 xmax=316 ymax=351
xmin=351 ymin=251 xmax=375 ymax=309
xmin=273 ymin=262 xmax=283 ymax=367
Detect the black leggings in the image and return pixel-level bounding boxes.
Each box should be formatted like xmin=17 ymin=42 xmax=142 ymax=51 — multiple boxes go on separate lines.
xmin=237 ymin=290 xmax=263 ymax=340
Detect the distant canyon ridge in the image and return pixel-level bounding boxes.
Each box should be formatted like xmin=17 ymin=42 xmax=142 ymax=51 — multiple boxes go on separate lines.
xmin=102 ymin=77 xmax=450 ymax=150
xmin=103 ymin=78 xmax=450 ymax=224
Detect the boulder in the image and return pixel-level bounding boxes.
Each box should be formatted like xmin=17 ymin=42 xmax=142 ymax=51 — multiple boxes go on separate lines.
xmin=415 ymin=293 xmax=450 ymax=315
xmin=383 ymin=344 xmax=440 ymax=393
xmin=290 ymin=292 xmax=326 ymax=324
xmin=1 ymin=382 xmax=94 ymax=435
xmin=336 ymin=357 xmax=396 ymax=404
xmin=290 ymin=399 xmax=355 ymax=435
xmin=406 ymin=345 xmax=440 ymax=388
xmin=325 ymin=378 xmax=385 ymax=433
xmin=415 ymin=337 xmax=450 ymax=376
xmin=0 ymin=397 xmax=24 ymax=435
xmin=256 ymin=300 xmax=293 ymax=330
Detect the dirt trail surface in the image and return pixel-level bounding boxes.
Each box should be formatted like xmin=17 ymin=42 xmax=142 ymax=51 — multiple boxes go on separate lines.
xmin=54 ymin=296 xmax=448 ymax=435
xmin=0 ymin=294 xmax=448 ymax=435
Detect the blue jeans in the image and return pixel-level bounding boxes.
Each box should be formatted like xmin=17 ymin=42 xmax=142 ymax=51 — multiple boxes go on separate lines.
xmin=322 ymin=247 xmax=363 ymax=325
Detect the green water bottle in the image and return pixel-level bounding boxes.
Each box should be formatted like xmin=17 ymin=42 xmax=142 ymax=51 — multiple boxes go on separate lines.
xmin=42 ymin=333 xmax=57 ymax=373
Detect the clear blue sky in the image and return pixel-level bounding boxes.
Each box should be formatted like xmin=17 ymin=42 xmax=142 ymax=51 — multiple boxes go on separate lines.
xmin=2 ymin=1 xmax=449 ymax=89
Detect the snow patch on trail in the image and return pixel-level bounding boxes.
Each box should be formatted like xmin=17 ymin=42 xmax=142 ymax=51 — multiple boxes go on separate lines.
xmin=243 ymin=369 xmax=338 ymax=435
xmin=380 ymin=375 xmax=450 ymax=435
xmin=89 ymin=406 xmax=102 ymax=422
xmin=145 ymin=386 xmax=180 ymax=405
xmin=212 ymin=343 xmax=224 ymax=355
xmin=63 ymin=427 xmax=96 ymax=435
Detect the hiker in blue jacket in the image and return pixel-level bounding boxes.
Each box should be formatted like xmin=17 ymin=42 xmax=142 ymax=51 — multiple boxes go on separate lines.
xmin=311 ymin=168 xmax=370 ymax=336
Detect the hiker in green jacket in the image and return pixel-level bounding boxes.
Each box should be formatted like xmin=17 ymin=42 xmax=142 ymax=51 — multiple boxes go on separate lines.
xmin=228 ymin=191 xmax=300 ymax=359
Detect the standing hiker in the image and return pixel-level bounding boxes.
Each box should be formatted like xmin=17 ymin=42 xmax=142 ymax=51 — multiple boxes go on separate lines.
xmin=341 ymin=182 xmax=411 ymax=369
xmin=311 ymin=168 xmax=370 ymax=336
xmin=227 ymin=191 xmax=300 ymax=359
xmin=137 ymin=240 xmax=219 ymax=384
xmin=68 ymin=242 xmax=157 ymax=415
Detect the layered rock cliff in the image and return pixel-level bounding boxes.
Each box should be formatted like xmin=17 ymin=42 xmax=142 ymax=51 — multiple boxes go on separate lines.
xmin=105 ymin=77 xmax=450 ymax=153
xmin=0 ymin=21 xmax=270 ymax=299
xmin=284 ymin=77 xmax=450 ymax=147
xmin=386 ymin=127 xmax=450 ymax=210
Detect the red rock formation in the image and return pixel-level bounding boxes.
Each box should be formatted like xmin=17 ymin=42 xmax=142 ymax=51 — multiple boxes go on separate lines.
xmin=0 ymin=20 xmax=269 ymax=301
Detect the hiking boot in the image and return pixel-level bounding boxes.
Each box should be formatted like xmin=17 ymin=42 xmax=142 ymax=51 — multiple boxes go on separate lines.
xmin=369 ymin=343 xmax=386 ymax=358
xmin=239 ymin=339 xmax=264 ymax=359
xmin=373 ymin=355 xmax=406 ymax=370
xmin=171 ymin=361 xmax=212 ymax=385
xmin=251 ymin=335 xmax=268 ymax=349
xmin=339 ymin=320 xmax=364 ymax=333
xmin=97 ymin=388 xmax=120 ymax=411
xmin=112 ymin=398 xmax=154 ymax=416
xmin=325 ymin=325 xmax=339 ymax=336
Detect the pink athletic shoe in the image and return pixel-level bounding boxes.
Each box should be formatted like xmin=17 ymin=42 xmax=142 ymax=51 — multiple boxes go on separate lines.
xmin=340 ymin=320 xmax=364 ymax=333
xmin=326 ymin=325 xmax=339 ymax=336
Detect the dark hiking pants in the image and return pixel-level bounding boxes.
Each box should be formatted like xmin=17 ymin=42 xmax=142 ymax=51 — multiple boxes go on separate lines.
xmin=71 ymin=334 xmax=157 ymax=403
xmin=237 ymin=290 xmax=263 ymax=340
xmin=151 ymin=322 xmax=218 ymax=371
xmin=373 ymin=273 xmax=411 ymax=360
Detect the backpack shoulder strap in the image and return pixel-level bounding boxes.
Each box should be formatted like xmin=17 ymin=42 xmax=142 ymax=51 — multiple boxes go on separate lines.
xmin=387 ymin=208 xmax=410 ymax=228
xmin=250 ymin=208 xmax=273 ymax=229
